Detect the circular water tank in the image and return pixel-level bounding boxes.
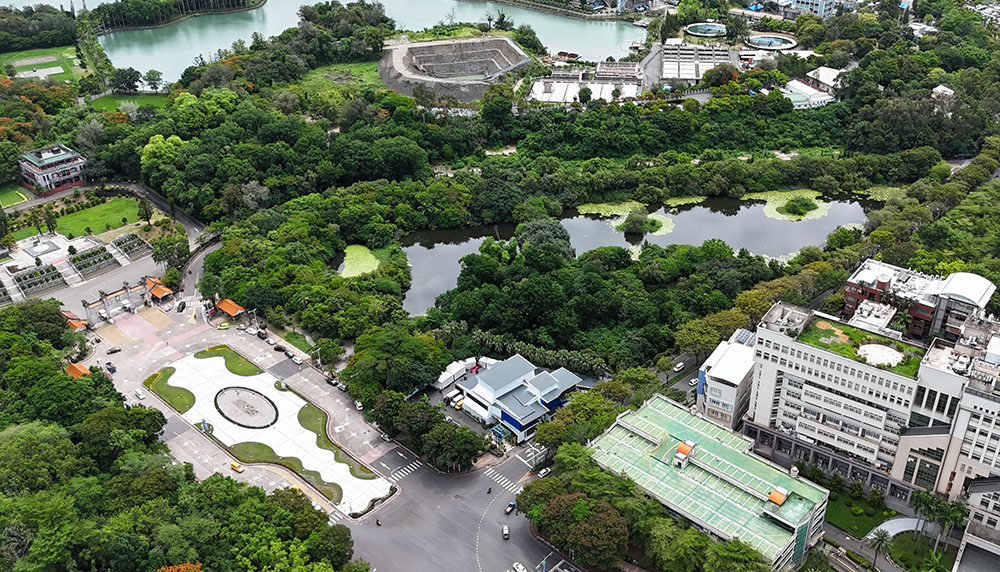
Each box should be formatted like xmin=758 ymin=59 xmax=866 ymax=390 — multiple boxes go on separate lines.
xmin=877 ymin=273 xmax=891 ymax=289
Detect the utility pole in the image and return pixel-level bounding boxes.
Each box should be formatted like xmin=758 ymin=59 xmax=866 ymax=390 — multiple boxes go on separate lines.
xmin=536 ymin=552 xmax=553 ymax=572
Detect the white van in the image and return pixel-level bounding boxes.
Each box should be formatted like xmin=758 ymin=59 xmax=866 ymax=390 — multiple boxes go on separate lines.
xmin=443 ymin=388 xmax=461 ymax=405
xmin=502 ymin=524 xmax=509 ymax=539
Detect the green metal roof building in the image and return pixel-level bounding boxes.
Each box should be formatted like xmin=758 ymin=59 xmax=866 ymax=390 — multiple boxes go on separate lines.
xmin=18 ymin=143 xmax=87 ymax=192
xmin=591 ymin=395 xmax=828 ymax=571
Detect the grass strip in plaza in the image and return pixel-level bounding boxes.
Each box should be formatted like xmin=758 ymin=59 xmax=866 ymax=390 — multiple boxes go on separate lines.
xmin=13 ymin=197 xmax=142 ymax=240
xmin=194 ymin=345 xmax=263 ymax=376
xmin=824 ymin=497 xmax=891 ymax=538
xmin=229 ymin=441 xmax=343 ymax=502
xmin=143 ymin=367 xmax=195 ymax=413
xmin=297 ymin=403 xmax=378 ymax=480
xmin=281 ymin=330 xmax=312 ymax=352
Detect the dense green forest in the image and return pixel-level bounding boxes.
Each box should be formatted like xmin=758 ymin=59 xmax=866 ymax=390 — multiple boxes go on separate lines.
xmin=0 ymin=5 xmax=77 ymax=52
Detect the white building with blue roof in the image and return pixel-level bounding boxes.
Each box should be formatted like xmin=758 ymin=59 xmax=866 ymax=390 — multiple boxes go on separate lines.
xmin=455 ymin=354 xmax=585 ymax=442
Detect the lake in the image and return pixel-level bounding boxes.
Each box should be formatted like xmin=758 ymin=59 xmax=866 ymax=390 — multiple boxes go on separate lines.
xmin=399 ymin=197 xmax=871 ymax=314
xmin=95 ymin=0 xmax=646 ymax=81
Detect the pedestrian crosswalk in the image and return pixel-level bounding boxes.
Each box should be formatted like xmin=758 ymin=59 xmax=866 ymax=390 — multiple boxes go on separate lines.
xmin=328 ymin=510 xmax=343 ymax=524
xmin=485 ymin=467 xmax=523 ymax=494
xmin=387 ymin=460 xmax=422 ymax=482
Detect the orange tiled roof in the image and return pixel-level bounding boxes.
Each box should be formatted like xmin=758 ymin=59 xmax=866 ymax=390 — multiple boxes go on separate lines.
xmin=217 ymin=298 xmax=245 ymax=317
xmin=66 ymin=362 xmax=90 ymax=379
xmin=145 ymin=276 xmax=173 ymax=299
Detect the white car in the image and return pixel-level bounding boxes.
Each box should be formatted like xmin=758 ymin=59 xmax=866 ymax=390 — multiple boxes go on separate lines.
xmin=672 ymin=362 xmax=685 ymax=373
xmin=688 ymin=378 xmax=698 ymax=387
xmin=246 ymin=327 xmax=258 ymax=336
xmin=134 ymin=388 xmax=146 ymax=400
xmin=265 ymin=337 xmax=276 ymax=345
xmin=292 ymin=356 xmax=303 ymax=365
xmin=354 ymin=400 xmax=364 ymax=411
xmin=513 ymin=563 xmax=528 ymax=572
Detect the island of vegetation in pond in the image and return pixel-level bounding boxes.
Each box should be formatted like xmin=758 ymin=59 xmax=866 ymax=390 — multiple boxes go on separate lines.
xmin=744 ymin=190 xmax=831 ymax=221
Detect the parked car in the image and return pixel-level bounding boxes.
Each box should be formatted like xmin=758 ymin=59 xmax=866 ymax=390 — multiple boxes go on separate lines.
xmin=284 ymin=350 xmax=294 ymax=358
xmin=218 ymin=322 xmax=230 ymax=330
xmin=513 ymin=563 xmax=527 ymax=572
xmin=256 ymin=330 xmax=267 ymax=340
xmin=177 ymin=301 xmax=187 ymax=312
xmin=505 ymin=501 xmax=516 ymax=515
xmin=354 ymin=400 xmax=364 ymax=411
xmin=325 ymin=377 xmax=336 ymax=386
xmin=453 ymin=399 xmax=463 ymax=411
xmin=237 ymin=323 xmax=247 ymax=331
xmin=688 ymin=378 xmax=698 ymax=387
xmin=246 ymin=327 xmax=258 ymax=336
xmin=106 ymin=362 xmax=116 ymax=374
xmin=265 ymin=337 xmax=276 ymax=345
xmin=292 ymin=356 xmax=303 ymax=365
xmin=537 ymin=468 xmax=551 ymax=478
xmin=672 ymin=361 xmax=685 ymax=373
xmin=230 ymin=461 xmax=245 ymax=473
xmin=380 ymin=433 xmax=391 ymax=442
xmin=274 ymin=345 xmax=286 ymax=352
xmin=337 ymin=382 xmax=348 ymax=392
xmin=107 ymin=346 xmax=122 ymax=354
xmin=134 ymin=388 xmax=146 ymax=400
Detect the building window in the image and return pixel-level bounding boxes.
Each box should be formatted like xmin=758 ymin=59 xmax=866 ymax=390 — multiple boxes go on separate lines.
xmin=915 ymin=386 xmax=926 ymax=407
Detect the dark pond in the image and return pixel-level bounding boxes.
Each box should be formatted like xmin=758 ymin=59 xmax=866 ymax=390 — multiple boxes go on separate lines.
xmin=400 ymin=196 xmax=873 ymax=314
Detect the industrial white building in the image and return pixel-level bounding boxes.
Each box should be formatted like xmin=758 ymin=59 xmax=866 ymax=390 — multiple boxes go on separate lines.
xmin=697 ymin=328 xmax=757 ymax=430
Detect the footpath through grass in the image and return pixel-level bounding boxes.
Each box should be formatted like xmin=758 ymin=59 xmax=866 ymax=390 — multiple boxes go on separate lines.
xmin=194 ymin=345 xmax=263 ymax=376
xmin=143 ymin=367 xmax=195 ymax=413
xmin=91 ymin=93 xmax=171 ymax=112
xmin=0 ymin=183 xmax=29 ymax=208
xmin=230 ymin=441 xmax=343 ymax=502
xmin=297 ymin=402 xmax=378 ymax=479
xmin=13 ymin=197 xmax=141 ymax=240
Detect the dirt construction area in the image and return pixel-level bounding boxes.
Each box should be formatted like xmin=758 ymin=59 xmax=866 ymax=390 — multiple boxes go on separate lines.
xmin=10 ymin=55 xmax=57 ymax=67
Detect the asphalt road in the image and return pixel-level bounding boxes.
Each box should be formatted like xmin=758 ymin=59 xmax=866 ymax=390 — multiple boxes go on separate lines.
xmin=352 ymin=445 xmax=563 ymax=572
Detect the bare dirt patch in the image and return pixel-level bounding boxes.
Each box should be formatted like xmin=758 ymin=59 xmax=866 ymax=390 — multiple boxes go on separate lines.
xmin=815 ymin=320 xmax=850 ymax=343
xmin=10 ymin=55 xmax=57 ymax=67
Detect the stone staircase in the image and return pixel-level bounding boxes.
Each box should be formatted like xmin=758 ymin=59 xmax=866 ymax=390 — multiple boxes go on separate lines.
xmin=53 ymin=257 xmax=83 ymax=286
xmin=107 ymin=242 xmax=132 ymax=266
xmin=0 ymin=270 xmax=23 ymax=303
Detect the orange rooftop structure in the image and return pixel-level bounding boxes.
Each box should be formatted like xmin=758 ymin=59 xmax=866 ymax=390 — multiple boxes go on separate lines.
xmin=66 ymin=363 xmax=90 ymax=379
xmin=216 ymin=299 xmax=245 ymax=319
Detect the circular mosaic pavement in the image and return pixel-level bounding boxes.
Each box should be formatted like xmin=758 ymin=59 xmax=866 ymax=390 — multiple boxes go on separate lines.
xmin=215 ymin=387 xmax=279 ymax=429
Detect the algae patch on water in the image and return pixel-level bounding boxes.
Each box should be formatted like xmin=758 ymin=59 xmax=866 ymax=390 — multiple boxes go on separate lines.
xmin=742 ymin=190 xmax=830 ymax=221
xmin=856 ymin=186 xmax=906 ymax=202
xmin=577 ymin=201 xmax=647 ymax=217
xmin=340 ymin=245 xmax=380 ymax=277
xmin=663 ymin=196 xmax=707 ymax=208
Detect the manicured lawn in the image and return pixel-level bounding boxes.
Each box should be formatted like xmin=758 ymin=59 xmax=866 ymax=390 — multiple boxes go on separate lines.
xmin=230 ymin=441 xmax=343 ymax=502
xmin=888 ymin=533 xmax=957 ymax=572
xmin=194 ymin=345 xmax=263 ymax=376
xmin=13 ymin=197 xmax=141 ymax=240
xmin=91 ymin=93 xmax=171 ymax=112
xmin=825 ymin=497 xmax=892 ymax=538
xmin=298 ymin=403 xmax=378 ymax=479
xmin=0 ymin=45 xmax=85 ymax=82
xmin=144 ymin=367 xmax=195 ymax=413
xmin=0 ymin=183 xmax=29 ymax=208
xmin=282 ymin=331 xmax=312 ymax=353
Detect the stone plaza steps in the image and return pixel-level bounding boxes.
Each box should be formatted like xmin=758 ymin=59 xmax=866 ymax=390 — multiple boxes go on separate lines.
xmin=0 ymin=270 xmax=24 ymax=303
xmin=53 ymin=257 xmax=83 ymax=286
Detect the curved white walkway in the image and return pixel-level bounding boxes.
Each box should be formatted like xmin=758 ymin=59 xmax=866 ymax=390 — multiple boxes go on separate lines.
xmin=865 ymin=517 xmax=940 ymax=539
xmin=167 ymin=353 xmax=391 ymax=512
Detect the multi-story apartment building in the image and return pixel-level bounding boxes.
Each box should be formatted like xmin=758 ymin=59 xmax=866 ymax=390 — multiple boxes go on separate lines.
xmin=696 ymin=328 xmax=757 ymax=430
xmin=18 ymin=143 xmax=87 ymax=193
xmin=792 ymin=0 xmax=835 ymax=18
xmin=844 ymin=259 xmax=996 ymax=341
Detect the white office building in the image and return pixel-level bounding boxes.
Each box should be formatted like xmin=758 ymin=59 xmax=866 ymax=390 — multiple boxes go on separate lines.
xmin=697 ymin=328 xmax=757 ymax=430
xmin=793 ymin=0 xmax=836 ymax=18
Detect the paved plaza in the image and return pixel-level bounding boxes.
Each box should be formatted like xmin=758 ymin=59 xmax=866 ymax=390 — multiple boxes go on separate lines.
xmin=164 ymin=353 xmax=392 ymax=511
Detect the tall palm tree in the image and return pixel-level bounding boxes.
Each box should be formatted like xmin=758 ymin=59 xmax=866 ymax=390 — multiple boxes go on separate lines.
xmin=910 ymin=491 xmax=933 ymax=543
xmin=932 ymin=500 xmax=968 ymax=554
xmin=868 ymin=527 xmax=893 ymax=568
xmin=921 ymin=550 xmax=947 ymax=572
xmin=917 ymin=496 xmax=944 ymax=554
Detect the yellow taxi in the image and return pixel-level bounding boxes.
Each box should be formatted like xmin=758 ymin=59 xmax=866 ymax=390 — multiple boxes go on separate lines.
xmin=218 ymin=322 xmax=230 ymax=330
xmin=230 ymin=461 xmax=245 ymax=473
